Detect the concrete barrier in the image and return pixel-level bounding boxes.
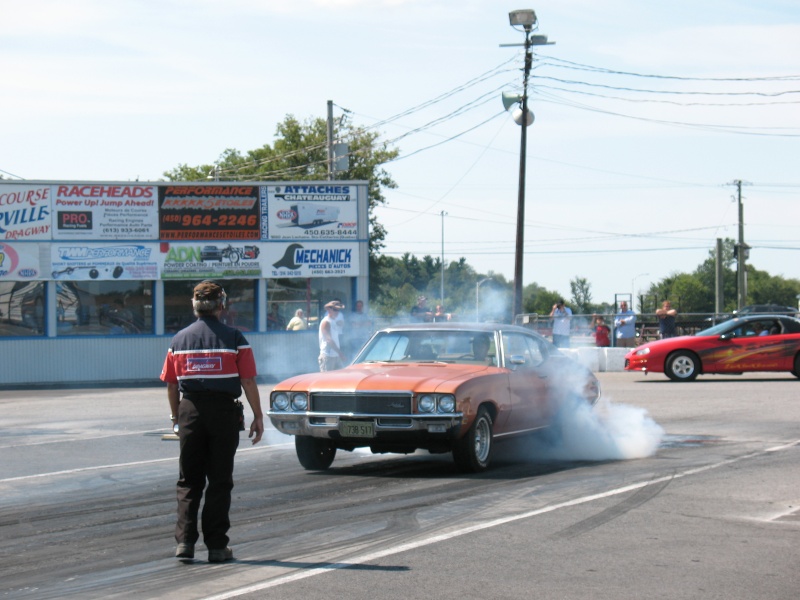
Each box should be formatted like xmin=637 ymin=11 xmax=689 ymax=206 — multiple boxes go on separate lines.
xmin=562 ymin=347 xmax=628 ymax=372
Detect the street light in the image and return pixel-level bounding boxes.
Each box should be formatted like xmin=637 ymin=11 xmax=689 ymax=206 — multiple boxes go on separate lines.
xmin=501 ymin=9 xmax=554 ymax=321
xmin=476 ymin=277 xmax=494 ymax=322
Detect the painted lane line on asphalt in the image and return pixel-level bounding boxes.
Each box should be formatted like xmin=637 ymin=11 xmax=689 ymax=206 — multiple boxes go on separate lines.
xmin=0 ymin=424 xmax=287 ymax=450
xmin=200 ymin=439 xmax=800 ymax=600
xmin=0 ymin=443 xmax=292 ymax=483
xmin=0 ymin=429 xmax=175 ymax=450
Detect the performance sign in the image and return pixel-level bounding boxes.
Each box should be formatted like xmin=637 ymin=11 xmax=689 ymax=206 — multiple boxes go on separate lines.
xmin=264 ymin=184 xmax=358 ymax=240
xmin=159 ymin=185 xmax=260 ymax=240
xmin=52 ymin=184 xmax=159 ymax=240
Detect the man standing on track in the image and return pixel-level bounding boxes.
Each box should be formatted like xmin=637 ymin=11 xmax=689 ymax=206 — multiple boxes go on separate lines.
xmin=161 ymin=280 xmax=263 ymax=563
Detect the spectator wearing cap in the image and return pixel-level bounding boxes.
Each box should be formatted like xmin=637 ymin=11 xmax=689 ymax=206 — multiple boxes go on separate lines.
xmin=549 ymin=299 xmax=573 ymax=348
xmin=160 ymin=280 xmax=264 ymax=563
xmin=410 ymin=296 xmax=433 ymax=323
xmin=319 ymin=300 xmax=346 ymax=371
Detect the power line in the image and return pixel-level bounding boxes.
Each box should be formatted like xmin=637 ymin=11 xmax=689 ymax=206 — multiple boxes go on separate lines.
xmin=533 ymin=74 xmax=800 ymax=98
xmin=0 ymin=168 xmax=24 ymax=179
xmin=537 ymin=55 xmax=800 ymax=82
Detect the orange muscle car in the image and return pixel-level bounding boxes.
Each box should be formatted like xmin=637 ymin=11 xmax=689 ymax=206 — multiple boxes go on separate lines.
xmin=268 ymin=323 xmax=600 ymax=472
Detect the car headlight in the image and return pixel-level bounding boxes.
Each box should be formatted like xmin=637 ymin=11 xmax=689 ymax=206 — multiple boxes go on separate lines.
xmin=635 ymin=347 xmax=651 ymax=356
xmin=290 ymin=392 xmax=308 ymax=411
xmin=438 ymin=395 xmax=456 ymax=413
xmin=272 ymin=392 xmax=290 ymax=411
xmin=418 ymin=394 xmax=435 ymax=413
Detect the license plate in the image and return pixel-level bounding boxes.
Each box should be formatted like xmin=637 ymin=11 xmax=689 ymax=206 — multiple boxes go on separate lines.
xmin=340 ymin=420 xmax=375 ymax=438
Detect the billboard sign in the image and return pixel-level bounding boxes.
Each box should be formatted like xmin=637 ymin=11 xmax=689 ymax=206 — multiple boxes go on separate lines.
xmin=50 ymin=243 xmax=159 ymax=280
xmin=0 ymin=184 xmax=51 ymax=240
xmin=158 ymin=242 xmax=263 ymax=279
xmin=264 ymin=184 xmax=357 ymax=240
xmin=52 ymin=184 xmax=159 ymax=240
xmin=266 ymin=241 xmax=359 ymax=278
xmin=0 ymin=242 xmax=43 ymax=280
xmin=159 ymin=185 xmax=260 ymax=240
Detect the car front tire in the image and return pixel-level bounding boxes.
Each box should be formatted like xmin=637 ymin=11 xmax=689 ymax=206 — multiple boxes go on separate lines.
xmin=453 ymin=406 xmax=493 ymax=472
xmin=666 ymin=350 xmax=700 ymax=382
xmin=792 ymin=354 xmax=800 ymax=379
xmin=295 ymin=436 xmax=336 ymax=471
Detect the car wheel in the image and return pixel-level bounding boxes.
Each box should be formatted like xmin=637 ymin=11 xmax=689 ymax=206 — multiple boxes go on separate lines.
xmin=666 ymin=351 xmax=699 ymax=382
xmin=295 ymin=436 xmax=336 ymax=471
xmin=792 ymin=354 xmax=800 ymax=379
xmin=453 ymin=406 xmax=493 ymax=472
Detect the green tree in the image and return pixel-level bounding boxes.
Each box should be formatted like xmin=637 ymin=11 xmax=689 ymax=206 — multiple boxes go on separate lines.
xmin=746 ymin=265 xmax=800 ymax=308
xmin=569 ymin=276 xmax=593 ymax=314
xmin=522 ymin=282 xmax=561 ymax=315
xmin=646 ymin=238 xmax=800 ymax=314
xmin=645 ymin=272 xmax=708 ymax=314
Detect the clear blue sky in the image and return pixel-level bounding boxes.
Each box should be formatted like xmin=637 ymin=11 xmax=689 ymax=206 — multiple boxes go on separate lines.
xmin=2 ymin=0 xmax=799 ymax=307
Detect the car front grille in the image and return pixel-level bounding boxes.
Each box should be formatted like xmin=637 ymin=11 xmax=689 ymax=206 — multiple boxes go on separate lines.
xmin=310 ymin=392 xmax=412 ymax=415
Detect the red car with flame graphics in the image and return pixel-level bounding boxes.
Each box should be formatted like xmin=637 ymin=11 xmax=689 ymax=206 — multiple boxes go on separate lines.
xmin=625 ymin=315 xmax=800 ymax=381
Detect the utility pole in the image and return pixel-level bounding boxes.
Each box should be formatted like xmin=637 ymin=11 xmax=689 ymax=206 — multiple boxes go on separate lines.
xmin=715 ymin=238 xmax=724 ymax=314
xmin=731 ymin=180 xmax=750 ymax=310
xmin=327 ymin=100 xmax=334 ymax=181
xmin=501 ymin=10 xmax=553 ymax=321
xmin=440 ymin=211 xmax=447 ymax=306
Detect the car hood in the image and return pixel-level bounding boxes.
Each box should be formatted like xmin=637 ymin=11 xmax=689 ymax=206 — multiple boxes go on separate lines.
xmin=624 ymin=335 xmax=696 ymax=355
xmin=275 ymin=362 xmax=498 ymax=393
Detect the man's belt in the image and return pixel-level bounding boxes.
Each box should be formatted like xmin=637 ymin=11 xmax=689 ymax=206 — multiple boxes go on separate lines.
xmin=181 ymin=392 xmax=236 ymax=402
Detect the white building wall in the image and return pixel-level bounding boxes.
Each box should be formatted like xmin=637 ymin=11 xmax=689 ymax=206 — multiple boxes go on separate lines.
xmin=1 ymin=331 xmax=320 ymax=386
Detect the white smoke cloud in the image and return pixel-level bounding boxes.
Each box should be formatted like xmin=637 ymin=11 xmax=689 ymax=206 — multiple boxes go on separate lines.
xmin=511 ymin=394 xmax=664 ymax=463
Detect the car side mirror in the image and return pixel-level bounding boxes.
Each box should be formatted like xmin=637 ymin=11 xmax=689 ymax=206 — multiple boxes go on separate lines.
xmin=508 ymin=355 xmax=526 ymax=365
xmin=719 ymin=333 xmax=732 ymax=341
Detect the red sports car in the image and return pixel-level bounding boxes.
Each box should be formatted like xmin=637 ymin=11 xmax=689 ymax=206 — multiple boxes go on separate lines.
xmin=625 ymin=314 xmax=800 ymax=381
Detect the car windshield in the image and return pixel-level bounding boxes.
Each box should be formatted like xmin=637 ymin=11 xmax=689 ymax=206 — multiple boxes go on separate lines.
xmin=695 ymin=318 xmax=782 ymax=338
xmin=354 ymin=330 xmax=497 ymax=365
xmin=694 ymin=321 xmax=734 ymax=337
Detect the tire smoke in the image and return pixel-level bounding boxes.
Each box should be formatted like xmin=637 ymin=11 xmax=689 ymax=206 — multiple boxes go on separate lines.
xmin=526 ymin=394 xmax=664 ymax=462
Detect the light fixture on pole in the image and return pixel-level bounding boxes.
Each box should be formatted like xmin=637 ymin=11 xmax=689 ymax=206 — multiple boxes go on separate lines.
xmin=206 ymin=164 xmax=220 ymax=181
xmin=500 ymin=9 xmax=554 ymax=321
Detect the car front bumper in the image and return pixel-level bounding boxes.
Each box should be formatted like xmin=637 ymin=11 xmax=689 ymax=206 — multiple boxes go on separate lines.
xmin=267 ymin=410 xmax=464 ymax=440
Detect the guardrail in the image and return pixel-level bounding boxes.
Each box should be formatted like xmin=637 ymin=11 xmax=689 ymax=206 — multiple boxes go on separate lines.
xmin=514 ymin=312 xmax=732 ymax=347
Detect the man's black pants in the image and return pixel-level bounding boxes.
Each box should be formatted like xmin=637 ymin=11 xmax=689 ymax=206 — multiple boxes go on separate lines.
xmin=175 ymin=397 xmax=240 ymax=550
